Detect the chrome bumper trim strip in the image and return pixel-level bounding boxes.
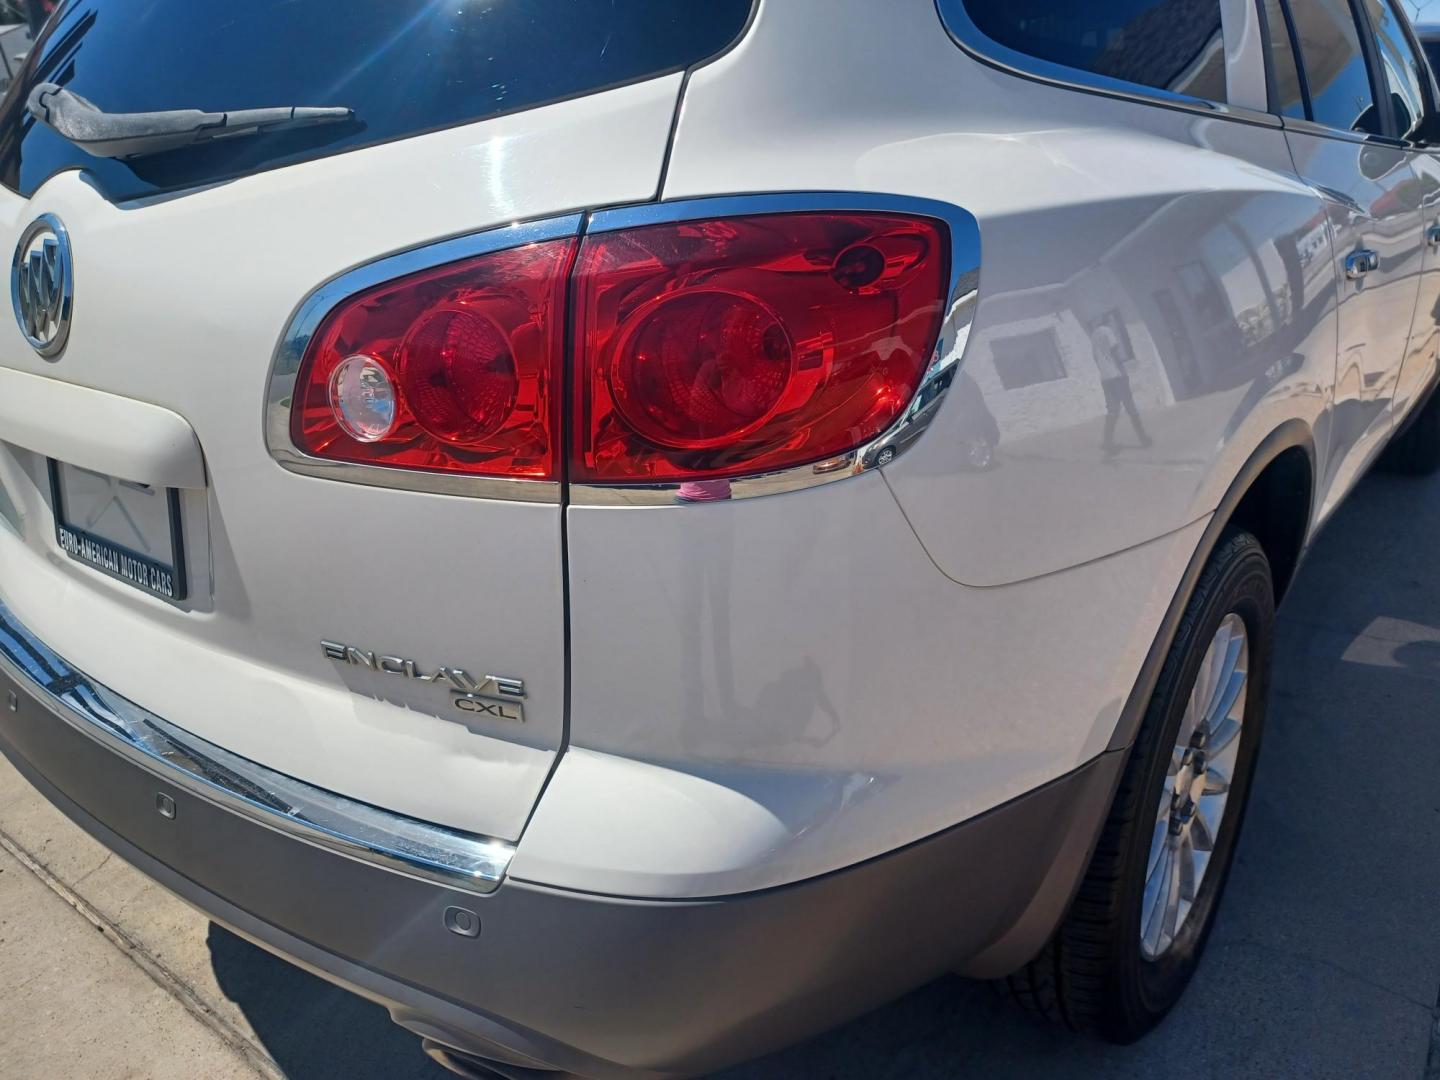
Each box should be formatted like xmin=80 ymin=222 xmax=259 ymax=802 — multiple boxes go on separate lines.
xmin=0 ymin=598 xmax=515 ymax=893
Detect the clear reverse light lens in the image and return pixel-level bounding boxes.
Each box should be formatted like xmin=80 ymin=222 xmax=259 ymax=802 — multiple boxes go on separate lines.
xmin=292 ymin=239 xmax=575 ymax=480
xmin=328 ymin=354 xmax=398 ymax=443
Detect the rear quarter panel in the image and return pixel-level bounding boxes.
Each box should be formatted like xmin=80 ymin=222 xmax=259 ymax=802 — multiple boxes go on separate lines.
xmin=537 ymin=0 xmax=1339 ymax=894
xmin=664 ymin=0 xmax=1336 ymax=587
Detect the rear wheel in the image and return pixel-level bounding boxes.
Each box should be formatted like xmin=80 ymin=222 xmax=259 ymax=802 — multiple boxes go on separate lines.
xmin=1381 ymin=388 xmax=1440 ymax=475
xmin=1006 ymin=530 xmax=1273 ymax=1041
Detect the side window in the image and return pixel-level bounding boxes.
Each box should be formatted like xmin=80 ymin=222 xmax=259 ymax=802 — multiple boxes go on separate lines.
xmin=1261 ymin=0 xmax=1307 ymax=118
xmin=1424 ymin=38 xmax=1440 ymax=86
xmin=1366 ymin=0 xmax=1427 ymax=140
xmin=961 ymin=1 xmax=1229 ymax=103
xmin=1286 ymin=0 xmax=1383 ymax=134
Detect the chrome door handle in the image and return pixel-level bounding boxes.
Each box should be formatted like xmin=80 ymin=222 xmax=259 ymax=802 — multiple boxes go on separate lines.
xmin=1428 ymin=225 xmax=1440 ymax=248
xmin=1345 ymin=249 xmax=1380 ymax=279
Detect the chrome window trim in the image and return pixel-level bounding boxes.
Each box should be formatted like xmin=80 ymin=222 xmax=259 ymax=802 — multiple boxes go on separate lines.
xmin=0 ymin=597 xmax=516 ymax=893
xmin=264 ymin=214 xmax=583 ymax=504
xmin=933 ymin=0 xmax=1283 ymax=130
xmin=1280 ymin=114 xmax=1397 ymax=145
xmin=571 ymin=191 xmax=982 ymax=507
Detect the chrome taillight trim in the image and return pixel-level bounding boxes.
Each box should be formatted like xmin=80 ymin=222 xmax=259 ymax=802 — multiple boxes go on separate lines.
xmin=264 ymin=194 xmax=981 ymax=505
xmin=570 ymin=192 xmax=981 ymax=507
xmin=0 ymin=597 xmax=516 ymax=893
xmin=264 ymin=214 xmax=583 ymax=503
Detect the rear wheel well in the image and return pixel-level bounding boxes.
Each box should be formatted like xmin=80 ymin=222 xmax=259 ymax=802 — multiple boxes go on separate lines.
xmin=1223 ymin=446 xmax=1312 ymax=602
xmin=1104 ymin=427 xmax=1314 ymax=758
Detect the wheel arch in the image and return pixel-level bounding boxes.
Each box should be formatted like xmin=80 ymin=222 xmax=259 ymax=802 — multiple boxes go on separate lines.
xmin=964 ymin=423 xmax=1317 ymax=979
xmin=1106 ymin=420 xmax=1315 ymax=754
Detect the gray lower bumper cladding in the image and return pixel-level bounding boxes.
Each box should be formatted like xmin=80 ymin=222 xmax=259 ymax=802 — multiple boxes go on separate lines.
xmin=0 ymin=597 xmax=1122 ymax=1077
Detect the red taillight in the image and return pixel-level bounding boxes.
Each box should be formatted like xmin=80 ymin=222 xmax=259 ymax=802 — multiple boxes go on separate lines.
xmin=292 ymin=238 xmax=577 ymax=480
xmin=290 ymin=210 xmax=950 ymax=488
xmin=572 ymin=212 xmax=949 ymax=483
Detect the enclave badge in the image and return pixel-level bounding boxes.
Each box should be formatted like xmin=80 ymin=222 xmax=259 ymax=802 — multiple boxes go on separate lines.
xmin=12 ymin=213 xmax=73 ymax=357
xmin=321 ymin=641 xmax=526 ymax=722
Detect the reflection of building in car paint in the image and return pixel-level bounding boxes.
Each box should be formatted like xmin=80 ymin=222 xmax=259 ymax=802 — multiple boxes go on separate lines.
xmin=991 ymin=328 xmax=1067 ymax=390
xmin=957 ymin=193 xmax=1334 ymax=448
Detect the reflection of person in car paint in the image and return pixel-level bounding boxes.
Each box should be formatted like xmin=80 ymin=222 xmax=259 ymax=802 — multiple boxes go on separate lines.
xmin=1092 ymin=318 xmax=1152 ymax=456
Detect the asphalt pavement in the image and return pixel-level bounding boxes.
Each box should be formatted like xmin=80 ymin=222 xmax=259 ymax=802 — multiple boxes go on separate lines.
xmin=2 ymin=461 xmax=1440 ymax=1079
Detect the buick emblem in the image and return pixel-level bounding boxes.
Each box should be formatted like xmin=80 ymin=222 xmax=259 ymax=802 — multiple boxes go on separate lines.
xmin=11 ymin=213 xmax=72 ymax=357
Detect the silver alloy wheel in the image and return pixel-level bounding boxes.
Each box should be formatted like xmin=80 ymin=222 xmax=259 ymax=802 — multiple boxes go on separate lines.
xmin=1140 ymin=613 xmax=1248 ymax=960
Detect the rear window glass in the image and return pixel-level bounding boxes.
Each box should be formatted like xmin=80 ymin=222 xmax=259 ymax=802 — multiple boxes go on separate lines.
xmin=962 ymin=0 xmax=1229 ymax=103
xmin=0 ymin=0 xmax=753 ymax=202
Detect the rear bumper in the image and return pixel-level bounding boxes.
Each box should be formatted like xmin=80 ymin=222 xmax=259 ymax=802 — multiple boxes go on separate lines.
xmin=0 ymin=599 xmax=1122 ymax=1078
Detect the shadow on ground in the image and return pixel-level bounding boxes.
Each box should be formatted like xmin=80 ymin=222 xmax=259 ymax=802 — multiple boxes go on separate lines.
xmin=208 ymin=469 xmax=1440 ymax=1080
xmin=207 ymin=924 xmax=450 ymax=1078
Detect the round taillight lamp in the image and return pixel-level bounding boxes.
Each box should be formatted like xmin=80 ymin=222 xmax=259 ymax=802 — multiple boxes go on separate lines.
xmin=609 ymin=290 xmax=794 ymax=450
xmin=398 ymin=308 xmax=520 ymax=446
xmin=327 ymin=354 xmax=398 ymax=443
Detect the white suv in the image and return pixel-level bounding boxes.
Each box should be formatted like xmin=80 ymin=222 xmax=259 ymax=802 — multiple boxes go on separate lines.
xmin=0 ymin=1 xmax=1437 ymax=1076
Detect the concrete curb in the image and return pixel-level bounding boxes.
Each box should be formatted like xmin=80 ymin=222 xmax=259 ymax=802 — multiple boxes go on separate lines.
xmin=0 ymin=812 xmax=280 ymax=1080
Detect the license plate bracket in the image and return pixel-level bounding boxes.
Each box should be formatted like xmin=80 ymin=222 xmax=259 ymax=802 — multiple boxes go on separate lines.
xmin=49 ymin=461 xmax=187 ymax=601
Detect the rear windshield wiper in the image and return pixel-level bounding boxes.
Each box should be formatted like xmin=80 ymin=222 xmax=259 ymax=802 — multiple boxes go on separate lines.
xmin=26 ymin=83 xmax=352 ymax=159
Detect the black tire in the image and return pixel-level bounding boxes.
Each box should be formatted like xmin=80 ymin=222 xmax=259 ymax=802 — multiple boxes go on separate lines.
xmin=1005 ymin=530 xmax=1274 ymax=1042
xmin=1381 ymin=389 xmax=1440 ymax=475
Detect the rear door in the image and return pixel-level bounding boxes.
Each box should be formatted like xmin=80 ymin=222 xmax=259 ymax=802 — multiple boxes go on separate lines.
xmin=1276 ymin=0 xmax=1426 ymax=512
xmin=1371 ymin=0 xmax=1440 ymax=425
xmin=0 ymin=0 xmax=751 ymax=842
